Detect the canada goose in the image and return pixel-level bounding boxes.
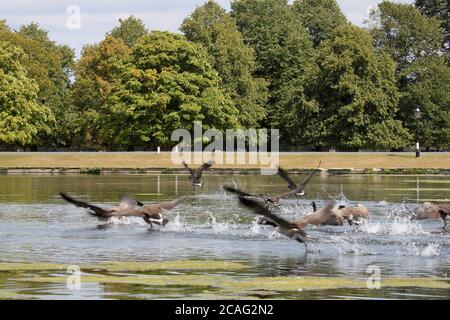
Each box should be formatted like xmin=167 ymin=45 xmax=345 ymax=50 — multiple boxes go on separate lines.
xmin=235 ymin=194 xmax=310 ymax=249
xmin=414 ymin=202 xmax=450 ymax=228
xmin=295 ymin=201 xmax=342 ymax=228
xmin=310 ymin=201 xmax=346 ymax=226
xmin=226 ymin=162 xmax=321 ymax=207
xmin=225 ymin=186 xmax=339 ymax=247
xmin=182 ymin=160 xmax=214 ymax=189
xmin=338 ymin=204 xmax=371 ymax=225
xmin=312 ymin=202 xmax=371 ymax=226
xmin=60 ymin=193 xmax=184 ymax=228
xmin=277 ymin=162 xmax=322 ymax=202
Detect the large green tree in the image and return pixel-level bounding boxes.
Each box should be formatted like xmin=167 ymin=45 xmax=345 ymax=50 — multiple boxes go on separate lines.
xmin=293 ymin=0 xmax=347 ymax=47
xmin=109 ymin=16 xmax=148 ymax=48
xmin=368 ymin=1 xmax=443 ymax=73
xmin=399 ymin=57 xmax=450 ymax=149
xmin=368 ymin=2 xmax=448 ymax=149
xmin=72 ymin=36 xmax=133 ymax=149
xmin=231 ymin=0 xmax=317 ymax=147
xmin=180 ymin=0 xmax=268 ymax=127
xmin=415 ymin=0 xmax=449 ymax=54
xmin=73 ymin=32 xmax=239 ymax=150
xmin=0 ymin=41 xmax=53 ymax=148
xmin=314 ymin=25 xmax=411 ymax=150
xmin=0 ymin=22 xmax=75 ymax=148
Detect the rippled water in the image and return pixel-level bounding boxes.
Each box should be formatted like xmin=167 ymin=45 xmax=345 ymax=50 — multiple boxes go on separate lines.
xmin=0 ymin=173 xmax=449 ymax=299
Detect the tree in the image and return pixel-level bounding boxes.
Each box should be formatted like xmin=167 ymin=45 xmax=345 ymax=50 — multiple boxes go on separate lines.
xmin=231 ymin=0 xmax=317 ymax=145
xmin=180 ymin=0 xmax=268 ymax=127
xmin=293 ymin=0 xmax=348 ymax=47
xmin=0 ymin=41 xmax=53 ymax=148
xmin=72 ymin=36 xmax=133 ymax=149
xmin=415 ymin=0 xmax=449 ymax=53
xmin=0 ymin=20 xmax=9 ymax=31
xmin=399 ymin=57 xmax=450 ymax=149
xmin=0 ymin=22 xmax=75 ymax=148
xmin=73 ymin=32 xmax=240 ymax=150
xmin=109 ymin=16 xmax=148 ymax=48
xmin=368 ymin=2 xmax=448 ymax=148
xmin=368 ymin=1 xmax=443 ymax=73
xmin=314 ymin=25 xmax=411 ymax=150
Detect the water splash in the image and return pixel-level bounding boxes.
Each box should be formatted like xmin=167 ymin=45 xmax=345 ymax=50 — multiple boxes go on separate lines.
xmin=105 ymin=217 xmax=147 ymax=226
xmin=400 ymin=243 xmax=440 ymax=257
xmin=377 ymin=200 xmax=389 ymax=207
xmin=164 ymin=214 xmax=192 ymax=233
xmin=207 ymin=212 xmax=237 ymax=234
xmin=359 ymin=212 xmax=428 ymax=236
xmin=328 ymin=235 xmax=377 ymax=256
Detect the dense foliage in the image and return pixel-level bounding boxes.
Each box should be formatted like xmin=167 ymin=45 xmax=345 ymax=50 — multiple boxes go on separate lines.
xmin=0 ymin=1 xmax=448 ymax=151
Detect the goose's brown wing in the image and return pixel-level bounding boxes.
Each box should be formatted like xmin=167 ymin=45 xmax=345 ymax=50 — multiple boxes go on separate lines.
xmin=182 ymin=160 xmax=196 ymax=180
xmin=118 ymin=196 xmax=141 ymax=209
xmin=60 ymin=193 xmax=107 ymax=216
xmin=195 ymin=160 xmax=214 ymax=180
xmin=277 ymin=167 xmax=297 ymax=190
xmin=278 ymin=162 xmax=321 ymax=198
xmin=223 ymin=185 xmax=264 ymax=199
xmin=158 ymin=197 xmax=185 ymax=210
xmin=438 ymin=203 xmax=450 ymax=214
xmin=238 ymin=196 xmax=298 ymax=231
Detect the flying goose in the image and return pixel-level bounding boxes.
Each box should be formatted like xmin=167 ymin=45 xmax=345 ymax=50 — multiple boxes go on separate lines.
xmin=224 ymin=185 xmax=339 ymax=228
xmin=234 ymin=193 xmax=310 ymax=249
xmin=182 ymin=160 xmax=214 ymax=189
xmin=60 ymin=193 xmax=184 ymax=228
xmin=225 ymin=186 xmax=339 ymax=248
xmin=228 ymin=162 xmax=322 ymax=207
xmin=277 ymin=162 xmax=322 ymax=201
xmin=414 ymin=202 xmax=450 ymax=228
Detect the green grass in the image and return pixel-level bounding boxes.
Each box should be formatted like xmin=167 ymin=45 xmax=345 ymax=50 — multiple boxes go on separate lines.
xmin=1 ymin=152 xmax=450 ymax=170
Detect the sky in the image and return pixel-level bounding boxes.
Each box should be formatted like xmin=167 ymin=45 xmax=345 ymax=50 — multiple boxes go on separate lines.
xmin=0 ymin=0 xmax=414 ymax=56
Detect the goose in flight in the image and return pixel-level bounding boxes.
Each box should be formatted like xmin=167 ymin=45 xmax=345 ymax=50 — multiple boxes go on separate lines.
xmin=414 ymin=202 xmax=450 ymax=228
xmin=225 ymin=186 xmax=339 ymax=249
xmin=182 ymin=160 xmax=214 ymax=189
xmin=233 ymin=193 xmax=310 ymax=249
xmin=277 ymin=162 xmax=322 ymax=200
xmin=60 ymin=193 xmax=184 ymax=228
xmin=225 ymin=162 xmax=321 ymax=207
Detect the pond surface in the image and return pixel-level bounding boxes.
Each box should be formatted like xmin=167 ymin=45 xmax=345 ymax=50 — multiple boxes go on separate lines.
xmin=0 ymin=173 xmax=449 ymax=300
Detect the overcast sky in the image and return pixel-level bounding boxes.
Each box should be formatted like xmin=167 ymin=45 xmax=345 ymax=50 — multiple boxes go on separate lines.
xmin=0 ymin=0 xmax=414 ymax=55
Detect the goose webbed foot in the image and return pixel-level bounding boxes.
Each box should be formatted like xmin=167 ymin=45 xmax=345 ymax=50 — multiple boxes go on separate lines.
xmin=143 ymin=215 xmax=154 ymax=230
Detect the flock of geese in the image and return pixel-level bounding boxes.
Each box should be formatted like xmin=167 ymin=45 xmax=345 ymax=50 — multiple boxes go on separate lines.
xmin=60 ymin=161 xmax=450 ymax=249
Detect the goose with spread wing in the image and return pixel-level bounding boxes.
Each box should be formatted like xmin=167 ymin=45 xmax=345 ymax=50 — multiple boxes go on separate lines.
xmin=234 ymin=194 xmax=310 ymax=249
xmin=60 ymin=193 xmax=184 ymax=228
xmin=226 ymin=162 xmax=321 ymax=207
xmin=225 ymin=186 xmax=340 ymax=249
xmin=182 ymin=160 xmax=214 ymax=189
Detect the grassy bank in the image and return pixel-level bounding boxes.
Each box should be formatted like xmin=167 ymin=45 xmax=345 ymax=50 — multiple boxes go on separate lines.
xmin=0 ymin=152 xmax=449 ymax=170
